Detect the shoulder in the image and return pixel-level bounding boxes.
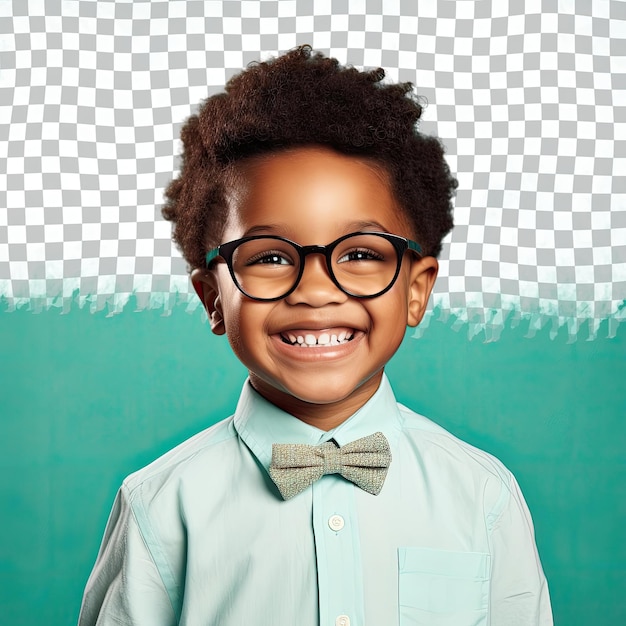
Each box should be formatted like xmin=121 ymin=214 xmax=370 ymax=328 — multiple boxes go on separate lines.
xmin=397 ymin=402 xmax=511 ymax=478
xmin=395 ymin=402 xmax=516 ymax=519
xmin=122 ymin=415 xmax=238 ymax=499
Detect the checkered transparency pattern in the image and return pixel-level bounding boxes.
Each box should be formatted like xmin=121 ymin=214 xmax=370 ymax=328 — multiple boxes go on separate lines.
xmin=0 ymin=0 xmax=624 ymax=340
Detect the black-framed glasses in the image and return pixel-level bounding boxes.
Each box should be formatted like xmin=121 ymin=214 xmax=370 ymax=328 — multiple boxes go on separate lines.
xmin=205 ymin=231 xmax=422 ymax=301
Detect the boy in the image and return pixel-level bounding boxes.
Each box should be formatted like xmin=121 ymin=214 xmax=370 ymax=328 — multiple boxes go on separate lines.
xmin=79 ymin=46 xmax=552 ymax=625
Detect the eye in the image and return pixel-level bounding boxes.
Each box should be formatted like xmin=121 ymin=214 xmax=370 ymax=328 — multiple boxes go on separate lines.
xmin=337 ymin=248 xmax=385 ymax=263
xmin=246 ymin=250 xmax=294 ymax=266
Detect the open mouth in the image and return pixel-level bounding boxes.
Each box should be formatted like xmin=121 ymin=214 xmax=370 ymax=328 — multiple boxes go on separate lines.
xmin=279 ymin=328 xmax=355 ymax=347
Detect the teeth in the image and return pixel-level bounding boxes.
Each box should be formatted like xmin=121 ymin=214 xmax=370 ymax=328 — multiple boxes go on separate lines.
xmin=282 ymin=330 xmax=354 ymax=347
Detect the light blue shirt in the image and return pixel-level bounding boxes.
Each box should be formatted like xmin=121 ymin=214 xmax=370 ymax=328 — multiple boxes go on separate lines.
xmin=79 ymin=375 xmax=552 ymax=626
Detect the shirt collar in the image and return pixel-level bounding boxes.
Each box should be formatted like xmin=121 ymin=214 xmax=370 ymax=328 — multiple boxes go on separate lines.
xmin=233 ymin=373 xmax=402 ymax=471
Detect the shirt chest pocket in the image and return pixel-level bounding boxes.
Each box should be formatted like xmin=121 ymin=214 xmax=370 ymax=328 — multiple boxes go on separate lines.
xmin=398 ymin=547 xmax=491 ymax=626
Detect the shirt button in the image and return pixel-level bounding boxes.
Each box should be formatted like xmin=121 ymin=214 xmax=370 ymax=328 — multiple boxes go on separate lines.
xmin=328 ymin=514 xmax=345 ymax=531
xmin=336 ymin=616 xmax=350 ymax=626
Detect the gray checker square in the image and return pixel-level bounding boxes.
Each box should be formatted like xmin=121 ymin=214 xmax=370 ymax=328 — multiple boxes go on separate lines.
xmin=0 ymin=0 xmax=624 ymax=338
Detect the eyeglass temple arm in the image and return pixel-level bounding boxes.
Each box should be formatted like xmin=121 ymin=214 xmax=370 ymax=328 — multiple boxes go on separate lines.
xmin=408 ymin=240 xmax=423 ymax=256
xmin=205 ymin=248 xmax=220 ymax=267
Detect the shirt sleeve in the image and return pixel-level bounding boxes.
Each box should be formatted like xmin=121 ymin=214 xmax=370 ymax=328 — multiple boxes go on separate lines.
xmin=78 ymin=486 xmax=177 ymax=626
xmin=488 ymin=474 xmax=553 ymax=626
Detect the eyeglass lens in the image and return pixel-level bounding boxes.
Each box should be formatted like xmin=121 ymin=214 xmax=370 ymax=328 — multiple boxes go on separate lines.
xmin=230 ymin=233 xmax=400 ymax=299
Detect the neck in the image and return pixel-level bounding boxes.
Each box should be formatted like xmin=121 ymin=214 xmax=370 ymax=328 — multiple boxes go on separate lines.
xmin=249 ymin=371 xmax=383 ymax=430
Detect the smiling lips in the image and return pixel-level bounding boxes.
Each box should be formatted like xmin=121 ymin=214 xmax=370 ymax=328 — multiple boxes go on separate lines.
xmin=280 ymin=327 xmax=356 ymax=347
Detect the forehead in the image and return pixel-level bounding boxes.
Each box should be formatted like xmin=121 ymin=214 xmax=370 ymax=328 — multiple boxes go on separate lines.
xmin=222 ymin=147 xmax=413 ymax=240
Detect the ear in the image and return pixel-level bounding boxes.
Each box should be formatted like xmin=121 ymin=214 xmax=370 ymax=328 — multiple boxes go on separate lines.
xmin=190 ymin=268 xmax=226 ymax=335
xmin=406 ymin=256 xmax=438 ymax=327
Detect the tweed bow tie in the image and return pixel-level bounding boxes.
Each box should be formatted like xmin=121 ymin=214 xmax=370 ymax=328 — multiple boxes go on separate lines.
xmin=268 ymin=432 xmax=392 ymax=500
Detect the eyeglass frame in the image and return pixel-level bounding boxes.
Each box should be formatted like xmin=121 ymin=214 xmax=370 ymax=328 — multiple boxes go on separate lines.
xmin=204 ymin=231 xmax=423 ymax=302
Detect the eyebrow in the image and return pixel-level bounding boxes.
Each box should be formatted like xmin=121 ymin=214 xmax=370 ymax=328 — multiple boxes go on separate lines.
xmin=241 ymin=224 xmax=284 ymax=237
xmin=344 ymin=220 xmax=391 ymax=233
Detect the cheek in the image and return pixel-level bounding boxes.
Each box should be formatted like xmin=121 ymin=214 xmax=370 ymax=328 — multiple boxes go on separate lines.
xmin=387 ymin=274 xmax=413 ymax=308
xmin=368 ymin=298 xmax=405 ymax=330
xmin=369 ymin=287 xmax=411 ymax=336
xmin=393 ymin=269 xmax=415 ymax=309
xmin=216 ymin=288 xmax=243 ymax=347
xmin=223 ymin=300 xmax=272 ymax=356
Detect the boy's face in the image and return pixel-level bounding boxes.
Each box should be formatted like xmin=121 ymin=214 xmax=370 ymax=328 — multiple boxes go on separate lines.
xmin=195 ymin=147 xmax=438 ymax=428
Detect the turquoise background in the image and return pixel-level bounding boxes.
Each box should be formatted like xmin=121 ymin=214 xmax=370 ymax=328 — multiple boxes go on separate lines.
xmin=1 ymin=304 xmax=625 ymax=624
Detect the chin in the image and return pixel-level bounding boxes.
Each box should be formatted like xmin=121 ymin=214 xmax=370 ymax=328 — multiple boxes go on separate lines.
xmin=280 ymin=372 xmax=381 ymax=406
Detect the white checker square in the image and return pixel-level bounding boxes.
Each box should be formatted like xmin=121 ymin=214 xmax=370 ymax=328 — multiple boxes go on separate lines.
xmin=100 ymin=240 xmax=118 ymax=258
xmin=575 ymin=266 xmax=596 ymax=284
xmin=81 ymin=258 xmax=99 ymax=278
xmin=465 ymin=260 xmax=482 ymax=277
xmin=9 ymin=260 xmax=28 ymax=280
xmin=135 ymin=238 xmax=154 ymax=258
xmin=117 ymin=257 xmax=135 ymax=275
xmin=153 ymin=257 xmax=172 ymax=274
xmin=97 ymin=275 xmax=116 ymax=294
xmin=45 ymin=259 xmax=63 ymax=279
xmin=501 ymin=262 xmax=520 ymax=280
xmin=62 ymin=241 xmax=81 ymax=261
xmin=555 ymin=248 xmax=576 ymax=267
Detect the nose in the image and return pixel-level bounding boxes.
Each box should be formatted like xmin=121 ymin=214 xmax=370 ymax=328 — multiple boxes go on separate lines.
xmin=284 ymin=252 xmax=347 ymax=307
